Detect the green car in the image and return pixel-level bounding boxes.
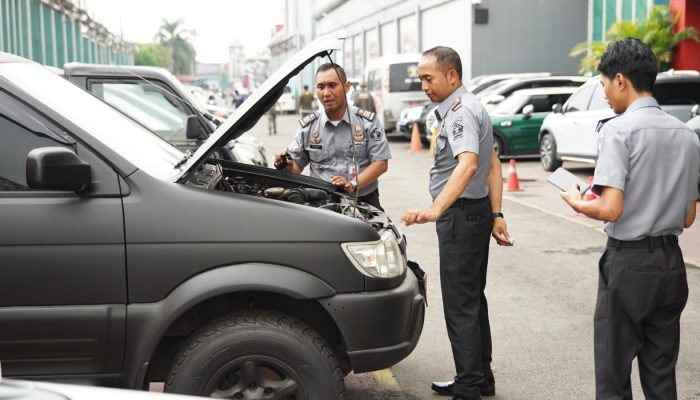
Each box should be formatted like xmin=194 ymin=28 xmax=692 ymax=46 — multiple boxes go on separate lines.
xmin=488 ymin=87 xmax=576 ymax=157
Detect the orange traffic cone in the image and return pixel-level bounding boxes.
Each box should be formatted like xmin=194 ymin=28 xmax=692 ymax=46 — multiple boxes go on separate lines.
xmin=506 ymin=159 xmax=520 ymax=191
xmin=408 ymin=122 xmax=424 ymax=153
xmin=584 ymin=176 xmax=598 ymax=201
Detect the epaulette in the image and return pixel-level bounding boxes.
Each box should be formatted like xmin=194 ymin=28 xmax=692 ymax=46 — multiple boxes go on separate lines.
xmin=595 ymin=115 xmax=620 ymax=133
xmin=299 ymin=113 xmax=318 ymax=128
xmin=451 ymin=97 xmax=462 ymax=111
xmin=355 ymin=108 xmax=376 ymax=121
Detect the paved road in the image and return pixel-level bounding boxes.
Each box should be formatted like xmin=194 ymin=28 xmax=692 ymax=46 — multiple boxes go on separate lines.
xmin=249 ymin=113 xmax=700 ymax=399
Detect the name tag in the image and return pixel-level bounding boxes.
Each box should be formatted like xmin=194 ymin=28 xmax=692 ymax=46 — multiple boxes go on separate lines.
xmin=310 ymin=144 xmax=322 ymax=150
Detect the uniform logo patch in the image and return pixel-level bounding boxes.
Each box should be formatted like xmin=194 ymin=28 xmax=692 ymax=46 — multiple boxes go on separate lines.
xmin=452 ymin=123 xmax=464 ymax=140
xmin=370 ymin=129 xmax=382 ymax=141
xmin=310 ymin=131 xmax=321 ymax=145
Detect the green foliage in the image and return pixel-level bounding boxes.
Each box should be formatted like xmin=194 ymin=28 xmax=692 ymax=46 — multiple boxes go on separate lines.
xmin=134 ymin=44 xmax=173 ymax=70
xmin=570 ymin=6 xmax=700 ymax=74
xmin=155 ymin=18 xmax=197 ymax=75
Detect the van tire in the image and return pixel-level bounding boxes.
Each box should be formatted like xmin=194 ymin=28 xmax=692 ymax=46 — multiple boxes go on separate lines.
xmin=165 ymin=310 xmax=347 ymax=400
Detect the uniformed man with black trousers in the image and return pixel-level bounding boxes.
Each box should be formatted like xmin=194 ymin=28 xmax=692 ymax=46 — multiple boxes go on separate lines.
xmin=402 ymin=47 xmax=512 ymax=400
xmin=275 ymin=63 xmax=391 ymax=210
xmin=561 ymin=38 xmax=699 ymax=399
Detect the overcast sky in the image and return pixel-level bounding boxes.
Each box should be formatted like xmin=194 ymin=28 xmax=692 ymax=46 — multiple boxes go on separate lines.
xmin=82 ymin=0 xmax=285 ymax=63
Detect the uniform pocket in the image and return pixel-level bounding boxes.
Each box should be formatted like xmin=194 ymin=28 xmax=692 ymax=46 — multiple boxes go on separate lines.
xmin=307 ymin=147 xmax=328 ymax=162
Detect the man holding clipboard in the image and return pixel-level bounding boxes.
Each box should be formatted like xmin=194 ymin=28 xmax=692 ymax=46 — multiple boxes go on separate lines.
xmin=559 ymin=39 xmax=699 ymax=399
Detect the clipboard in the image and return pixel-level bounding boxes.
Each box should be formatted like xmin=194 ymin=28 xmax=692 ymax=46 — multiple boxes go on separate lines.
xmin=547 ymin=167 xmax=591 ymax=194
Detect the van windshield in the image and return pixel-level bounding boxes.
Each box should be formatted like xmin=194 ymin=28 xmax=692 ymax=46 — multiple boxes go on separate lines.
xmin=390 ymin=63 xmax=421 ymax=92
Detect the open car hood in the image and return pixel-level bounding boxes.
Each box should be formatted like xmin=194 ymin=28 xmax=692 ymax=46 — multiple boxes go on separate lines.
xmin=176 ymin=32 xmax=345 ymax=182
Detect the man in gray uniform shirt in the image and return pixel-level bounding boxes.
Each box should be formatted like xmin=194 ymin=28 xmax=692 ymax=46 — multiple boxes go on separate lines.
xmin=402 ymin=47 xmax=512 ymax=400
xmin=275 ymin=63 xmax=391 ymax=210
xmin=561 ymin=38 xmax=699 ymax=399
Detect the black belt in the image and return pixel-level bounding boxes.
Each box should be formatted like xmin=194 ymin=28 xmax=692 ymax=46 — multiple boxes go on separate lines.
xmin=607 ymin=235 xmax=678 ymax=250
xmin=449 ymin=196 xmax=489 ymax=208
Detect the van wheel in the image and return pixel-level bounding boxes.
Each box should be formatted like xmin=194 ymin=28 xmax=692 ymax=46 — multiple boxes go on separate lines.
xmin=539 ymin=133 xmax=562 ymax=172
xmin=165 ymin=311 xmax=347 ymax=400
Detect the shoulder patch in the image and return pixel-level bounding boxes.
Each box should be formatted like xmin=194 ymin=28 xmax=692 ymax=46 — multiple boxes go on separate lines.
xmin=451 ymin=97 xmax=462 ymax=111
xmin=355 ymin=108 xmax=376 ymax=121
xmin=595 ymin=115 xmax=619 ymax=133
xmin=299 ymin=113 xmax=319 ymax=128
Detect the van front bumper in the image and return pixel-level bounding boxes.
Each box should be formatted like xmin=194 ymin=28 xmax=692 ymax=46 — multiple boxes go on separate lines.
xmin=321 ymin=270 xmax=425 ymax=373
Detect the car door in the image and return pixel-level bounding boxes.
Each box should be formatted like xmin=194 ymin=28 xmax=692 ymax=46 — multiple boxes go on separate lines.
xmin=508 ymin=94 xmax=562 ymax=153
xmin=553 ymin=84 xmax=600 ymax=157
xmin=0 ymin=89 xmax=127 ymax=377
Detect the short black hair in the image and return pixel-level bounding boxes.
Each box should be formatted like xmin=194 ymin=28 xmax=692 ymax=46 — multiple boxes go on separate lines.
xmin=597 ymin=38 xmax=657 ymax=93
xmin=422 ymin=46 xmax=462 ymax=80
xmin=316 ymin=63 xmax=347 ymax=84
xmin=303 ymin=85 xmax=309 ymax=90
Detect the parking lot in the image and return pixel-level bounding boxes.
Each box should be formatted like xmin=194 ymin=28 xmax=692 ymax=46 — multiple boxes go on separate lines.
xmin=252 ymin=113 xmax=700 ymax=400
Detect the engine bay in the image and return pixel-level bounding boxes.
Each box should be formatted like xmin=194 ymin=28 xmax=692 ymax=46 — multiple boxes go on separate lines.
xmin=186 ymin=161 xmax=385 ymax=225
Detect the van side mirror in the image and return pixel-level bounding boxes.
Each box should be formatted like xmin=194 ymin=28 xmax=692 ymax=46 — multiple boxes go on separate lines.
xmin=552 ymin=103 xmax=563 ymax=114
xmin=186 ymin=115 xmax=208 ymax=140
xmin=26 ymin=147 xmax=91 ymax=192
xmin=522 ymin=104 xmax=534 ymax=119
xmin=486 ymin=94 xmax=505 ymax=105
xmin=691 ymin=104 xmax=699 ymax=118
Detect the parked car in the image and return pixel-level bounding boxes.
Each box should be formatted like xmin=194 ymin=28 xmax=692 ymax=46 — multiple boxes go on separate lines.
xmin=466 ymin=72 xmax=552 ymax=95
xmin=478 ymin=76 xmax=587 ymax=111
xmin=278 ymin=85 xmax=296 ymax=113
xmin=684 ymin=104 xmax=700 ymax=193
xmin=489 ymin=87 xmax=576 ymax=157
xmin=364 ymin=53 xmax=425 ymax=132
xmin=397 ymin=101 xmax=435 ymax=142
xmin=538 ymin=73 xmax=700 ymax=171
xmin=62 ymin=63 xmax=267 ymax=167
xmin=0 ymin=33 xmax=425 ymax=400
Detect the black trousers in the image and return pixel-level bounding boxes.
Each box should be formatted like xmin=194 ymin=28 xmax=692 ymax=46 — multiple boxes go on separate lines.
xmin=436 ymin=197 xmax=493 ymax=399
xmin=595 ymin=235 xmax=688 ymax=400
xmin=359 ymin=189 xmax=383 ymax=211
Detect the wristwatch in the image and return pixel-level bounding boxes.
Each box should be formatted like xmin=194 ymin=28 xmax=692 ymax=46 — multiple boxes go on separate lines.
xmin=492 ymin=212 xmax=504 ymax=219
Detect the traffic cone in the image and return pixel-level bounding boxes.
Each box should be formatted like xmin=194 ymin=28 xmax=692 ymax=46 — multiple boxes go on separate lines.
xmin=408 ymin=122 xmax=424 ymax=153
xmin=506 ymin=159 xmax=521 ymax=191
xmin=584 ymin=176 xmax=598 ymax=201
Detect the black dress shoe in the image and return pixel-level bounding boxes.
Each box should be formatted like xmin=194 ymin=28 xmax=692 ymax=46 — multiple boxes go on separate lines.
xmin=431 ymin=379 xmax=496 ymax=397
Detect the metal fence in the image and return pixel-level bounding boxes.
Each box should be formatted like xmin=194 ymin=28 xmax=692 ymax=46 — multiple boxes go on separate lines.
xmin=0 ymin=0 xmax=134 ymax=67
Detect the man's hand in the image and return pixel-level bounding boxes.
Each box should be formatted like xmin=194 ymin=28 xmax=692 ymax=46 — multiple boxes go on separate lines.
xmin=330 ymin=175 xmax=355 ymax=193
xmin=560 ymin=183 xmax=582 ymax=212
xmin=273 ymin=152 xmax=293 ymax=171
xmin=400 ymin=208 xmax=442 ymax=226
xmin=492 ymin=217 xmax=513 ymax=246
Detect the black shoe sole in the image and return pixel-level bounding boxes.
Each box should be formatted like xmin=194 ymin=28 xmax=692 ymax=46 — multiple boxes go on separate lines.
xmin=430 ymin=385 xmax=495 ymax=397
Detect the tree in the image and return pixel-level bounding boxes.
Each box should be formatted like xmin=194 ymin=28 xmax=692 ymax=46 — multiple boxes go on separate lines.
xmin=570 ymin=6 xmax=699 ymax=74
xmin=134 ymin=44 xmax=173 ymax=70
xmin=155 ymin=18 xmax=197 ymax=75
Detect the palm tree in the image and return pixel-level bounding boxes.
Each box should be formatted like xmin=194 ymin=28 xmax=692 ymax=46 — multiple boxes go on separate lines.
xmin=155 ymin=18 xmax=197 ymax=75
xmin=571 ymin=6 xmax=699 ymax=74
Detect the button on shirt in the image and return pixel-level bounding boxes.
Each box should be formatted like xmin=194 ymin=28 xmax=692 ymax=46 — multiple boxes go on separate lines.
xmin=287 ymin=107 xmax=391 ymax=196
xmin=592 ymin=97 xmax=700 ymax=240
xmin=429 ymin=86 xmax=493 ymax=200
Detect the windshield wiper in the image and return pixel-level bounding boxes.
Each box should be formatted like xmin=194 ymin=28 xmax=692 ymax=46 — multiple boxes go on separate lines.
xmin=174 ymin=150 xmax=194 ymax=169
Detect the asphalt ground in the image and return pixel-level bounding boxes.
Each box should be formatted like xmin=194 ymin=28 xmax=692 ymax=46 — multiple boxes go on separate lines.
xmin=214 ymin=112 xmax=700 ymax=399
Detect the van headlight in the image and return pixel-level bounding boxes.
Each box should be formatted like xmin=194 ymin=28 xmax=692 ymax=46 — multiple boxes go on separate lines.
xmin=341 ymin=231 xmax=405 ymax=278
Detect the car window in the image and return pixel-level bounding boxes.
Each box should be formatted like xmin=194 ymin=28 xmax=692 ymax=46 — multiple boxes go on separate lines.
xmin=90 ymin=80 xmax=191 ymax=142
xmin=653 ymin=81 xmax=700 ymax=105
xmin=389 ymin=63 xmax=421 ymax=92
xmin=564 ymin=85 xmax=595 ymax=112
xmin=588 ymin=85 xmax=610 ymax=110
xmin=492 ymin=93 xmax=527 ymax=114
xmin=0 ymin=91 xmax=74 ymax=191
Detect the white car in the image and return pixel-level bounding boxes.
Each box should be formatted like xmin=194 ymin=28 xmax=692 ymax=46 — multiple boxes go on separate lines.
xmin=538 ymin=72 xmax=700 ymax=171
xmin=277 ymin=86 xmax=296 ymax=113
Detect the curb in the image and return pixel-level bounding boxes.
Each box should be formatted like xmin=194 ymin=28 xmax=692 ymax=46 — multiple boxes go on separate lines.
xmin=503 ymin=195 xmax=700 ymax=270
